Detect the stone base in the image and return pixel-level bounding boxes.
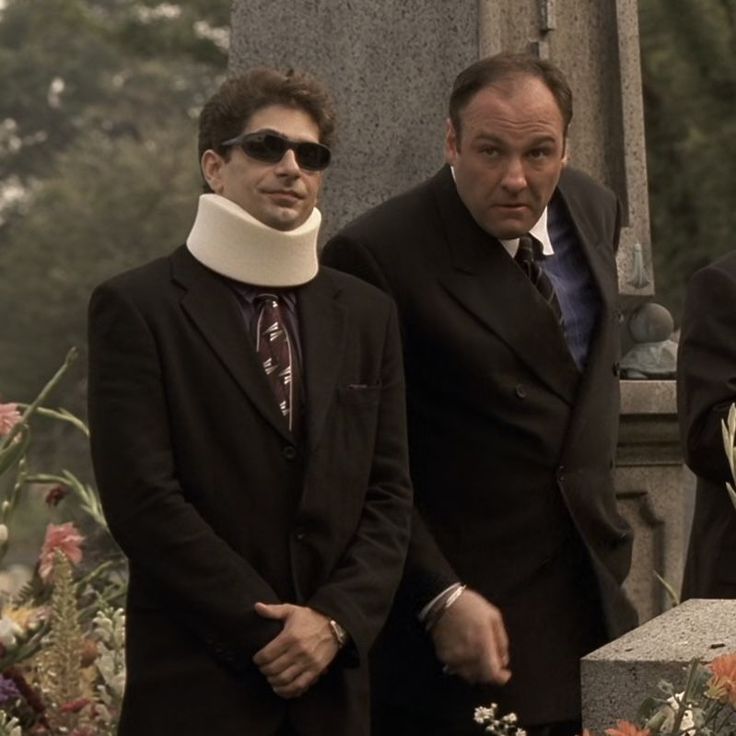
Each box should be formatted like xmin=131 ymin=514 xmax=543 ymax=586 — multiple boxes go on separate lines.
xmin=582 ymin=599 xmax=736 ymax=731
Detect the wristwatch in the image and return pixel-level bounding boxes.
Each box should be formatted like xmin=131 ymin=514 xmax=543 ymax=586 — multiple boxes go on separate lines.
xmin=328 ymin=618 xmax=348 ymax=648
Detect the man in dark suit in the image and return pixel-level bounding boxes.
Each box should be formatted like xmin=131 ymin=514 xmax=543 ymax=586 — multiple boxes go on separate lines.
xmin=678 ymin=252 xmax=736 ymax=599
xmin=323 ymin=53 xmax=637 ymax=736
xmin=87 ymin=68 xmax=412 ymax=736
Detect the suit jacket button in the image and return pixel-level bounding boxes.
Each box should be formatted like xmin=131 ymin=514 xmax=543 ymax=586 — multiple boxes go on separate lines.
xmin=514 ymin=384 xmax=527 ymax=399
xmin=283 ymin=445 xmax=297 ymax=460
xmin=294 ymin=528 xmax=306 ymax=541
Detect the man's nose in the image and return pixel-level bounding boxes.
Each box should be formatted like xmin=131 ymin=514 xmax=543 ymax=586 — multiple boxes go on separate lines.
xmin=500 ymin=157 xmax=527 ymax=192
xmin=274 ymin=148 xmax=301 ymax=175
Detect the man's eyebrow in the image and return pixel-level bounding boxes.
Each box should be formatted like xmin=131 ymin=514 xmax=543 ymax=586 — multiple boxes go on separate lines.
xmin=248 ymin=127 xmax=282 ymax=135
xmin=472 ymin=133 xmax=558 ymax=145
xmin=248 ymin=127 xmax=318 ymax=143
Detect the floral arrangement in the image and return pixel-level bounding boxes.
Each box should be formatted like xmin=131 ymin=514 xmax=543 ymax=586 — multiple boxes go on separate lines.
xmin=475 ymin=406 xmax=736 ymax=736
xmin=0 ymin=349 xmax=126 ymax=736
xmin=475 ymin=655 xmax=736 ymax=736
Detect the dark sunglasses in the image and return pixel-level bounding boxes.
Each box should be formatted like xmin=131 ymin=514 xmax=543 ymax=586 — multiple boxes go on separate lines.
xmin=220 ymin=131 xmax=331 ymax=172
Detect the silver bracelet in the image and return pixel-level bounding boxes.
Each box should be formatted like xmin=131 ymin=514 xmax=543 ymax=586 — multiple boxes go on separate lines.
xmin=425 ymin=584 xmax=467 ymax=631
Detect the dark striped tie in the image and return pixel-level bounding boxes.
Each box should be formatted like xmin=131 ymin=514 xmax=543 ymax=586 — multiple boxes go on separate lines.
xmin=255 ymin=293 xmax=299 ymax=431
xmin=515 ymin=234 xmax=564 ymax=329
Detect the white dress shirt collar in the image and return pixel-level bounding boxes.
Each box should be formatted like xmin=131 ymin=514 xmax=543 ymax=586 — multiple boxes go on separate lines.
xmin=498 ymin=208 xmax=554 ymax=258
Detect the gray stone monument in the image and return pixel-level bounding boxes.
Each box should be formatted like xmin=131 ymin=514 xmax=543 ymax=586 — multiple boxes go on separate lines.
xmin=582 ymin=599 xmax=736 ymax=731
xmin=229 ymin=0 xmax=685 ymax=623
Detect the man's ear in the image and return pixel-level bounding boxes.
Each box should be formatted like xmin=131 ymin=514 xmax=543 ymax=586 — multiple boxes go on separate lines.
xmin=201 ymin=150 xmax=225 ymax=194
xmin=444 ymin=118 xmax=459 ymax=165
xmin=561 ymin=138 xmax=569 ymax=167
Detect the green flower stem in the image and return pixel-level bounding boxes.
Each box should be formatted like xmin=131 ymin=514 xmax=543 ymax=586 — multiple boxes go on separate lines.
xmin=15 ymin=406 xmax=90 ymax=438
xmin=712 ymin=702 xmax=734 ymax=734
xmin=0 ymin=348 xmax=79 ymax=563
xmin=0 ymin=347 xmax=77 ymax=453
xmin=20 ymin=470 xmax=108 ymax=530
xmin=672 ymin=659 xmax=700 ymax=734
xmin=0 ymin=457 xmax=29 ymax=564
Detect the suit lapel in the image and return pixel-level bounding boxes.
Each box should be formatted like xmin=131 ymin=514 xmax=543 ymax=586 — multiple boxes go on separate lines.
xmin=170 ymin=246 xmax=292 ymax=443
xmin=297 ymin=271 xmax=347 ymax=451
xmin=431 ymin=167 xmax=580 ymax=405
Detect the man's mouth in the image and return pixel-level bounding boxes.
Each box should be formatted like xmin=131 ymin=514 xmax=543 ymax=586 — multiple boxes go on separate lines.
xmin=495 ymin=203 xmax=529 ymax=211
xmin=266 ymin=190 xmax=303 ymax=203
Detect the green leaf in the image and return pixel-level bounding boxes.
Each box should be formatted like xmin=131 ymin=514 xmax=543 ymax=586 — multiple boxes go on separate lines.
xmin=654 ymin=571 xmax=681 ymax=607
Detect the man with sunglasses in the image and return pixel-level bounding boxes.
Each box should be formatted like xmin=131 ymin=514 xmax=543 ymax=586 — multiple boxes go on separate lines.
xmin=323 ymin=53 xmax=637 ymax=736
xmin=87 ymin=68 xmax=412 ymax=736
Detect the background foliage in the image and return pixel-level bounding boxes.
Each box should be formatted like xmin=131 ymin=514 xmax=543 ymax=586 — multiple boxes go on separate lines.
xmin=0 ymin=0 xmax=229 ymax=497
xmin=0 ymin=0 xmax=229 ymax=396
xmin=640 ymin=0 xmax=736 ymax=320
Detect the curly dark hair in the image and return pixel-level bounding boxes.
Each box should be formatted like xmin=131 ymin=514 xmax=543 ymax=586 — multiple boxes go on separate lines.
xmin=449 ymin=52 xmax=573 ymax=142
xmin=198 ymin=67 xmax=336 ymax=190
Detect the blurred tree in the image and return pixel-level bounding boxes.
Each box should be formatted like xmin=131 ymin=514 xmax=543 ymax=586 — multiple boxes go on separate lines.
xmin=0 ymin=0 xmax=229 ymax=513
xmin=0 ymin=0 xmax=229 ymax=409
xmin=640 ymin=0 xmax=736 ymax=323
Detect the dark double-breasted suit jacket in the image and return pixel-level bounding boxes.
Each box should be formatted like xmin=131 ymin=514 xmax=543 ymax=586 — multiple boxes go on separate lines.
xmin=87 ymin=246 xmax=412 ymax=736
xmin=678 ymin=251 xmax=736 ymax=600
xmin=323 ymin=166 xmax=637 ymax=731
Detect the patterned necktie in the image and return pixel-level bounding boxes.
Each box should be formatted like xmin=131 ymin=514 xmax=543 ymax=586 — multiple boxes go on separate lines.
xmin=515 ymin=234 xmax=564 ymax=329
xmin=255 ymin=293 xmax=299 ymax=431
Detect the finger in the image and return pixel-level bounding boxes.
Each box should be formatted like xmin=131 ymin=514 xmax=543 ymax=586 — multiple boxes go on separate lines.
xmin=254 ymin=602 xmax=292 ymax=620
xmin=272 ymin=669 xmax=318 ymax=699
xmin=484 ymin=643 xmax=511 ymax=685
xmin=258 ymin=648 xmax=306 ymax=678
xmin=265 ymin=662 xmax=303 ymax=688
xmin=491 ymin=611 xmax=510 ymax=667
xmin=253 ymin=631 xmax=292 ymax=667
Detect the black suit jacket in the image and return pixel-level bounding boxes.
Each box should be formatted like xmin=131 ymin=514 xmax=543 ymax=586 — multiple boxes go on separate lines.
xmin=678 ymin=250 xmax=736 ymax=599
xmin=322 ymin=166 xmax=636 ymax=729
xmin=87 ymin=246 xmax=412 ymax=736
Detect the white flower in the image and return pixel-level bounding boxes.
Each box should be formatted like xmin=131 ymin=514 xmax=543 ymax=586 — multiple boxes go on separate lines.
xmin=660 ymin=693 xmax=695 ymax=734
xmin=474 ymin=705 xmax=498 ymax=724
xmin=0 ymin=616 xmax=22 ymax=648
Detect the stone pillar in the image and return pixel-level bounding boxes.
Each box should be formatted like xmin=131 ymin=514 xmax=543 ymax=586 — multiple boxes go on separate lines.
xmin=229 ymin=1 xmax=684 ymax=622
xmin=230 ymin=1 xmax=477 ymax=240
xmin=616 ymin=381 xmax=687 ymax=622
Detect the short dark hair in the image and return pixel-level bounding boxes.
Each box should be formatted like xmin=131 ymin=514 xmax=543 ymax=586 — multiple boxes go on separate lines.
xmin=449 ymin=52 xmax=573 ymax=140
xmin=198 ymin=67 xmax=336 ymax=189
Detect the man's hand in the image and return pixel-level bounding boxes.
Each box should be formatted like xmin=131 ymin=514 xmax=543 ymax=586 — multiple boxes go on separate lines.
xmin=430 ymin=588 xmax=511 ymax=685
xmin=252 ymin=602 xmax=339 ymax=698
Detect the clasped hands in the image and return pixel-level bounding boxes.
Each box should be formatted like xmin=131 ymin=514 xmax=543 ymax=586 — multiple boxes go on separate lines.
xmin=430 ymin=588 xmax=512 ymax=685
xmin=252 ymin=602 xmax=339 ymax=699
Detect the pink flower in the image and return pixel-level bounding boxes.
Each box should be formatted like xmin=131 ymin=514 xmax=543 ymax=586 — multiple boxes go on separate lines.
xmin=0 ymin=403 xmax=21 ymax=438
xmin=38 ymin=522 xmax=84 ymax=581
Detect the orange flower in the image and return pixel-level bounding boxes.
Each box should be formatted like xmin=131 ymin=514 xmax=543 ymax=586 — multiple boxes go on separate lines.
xmin=605 ymin=721 xmax=650 ymax=736
xmin=38 ymin=522 xmax=84 ymax=581
xmin=707 ymin=653 xmax=736 ymax=704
